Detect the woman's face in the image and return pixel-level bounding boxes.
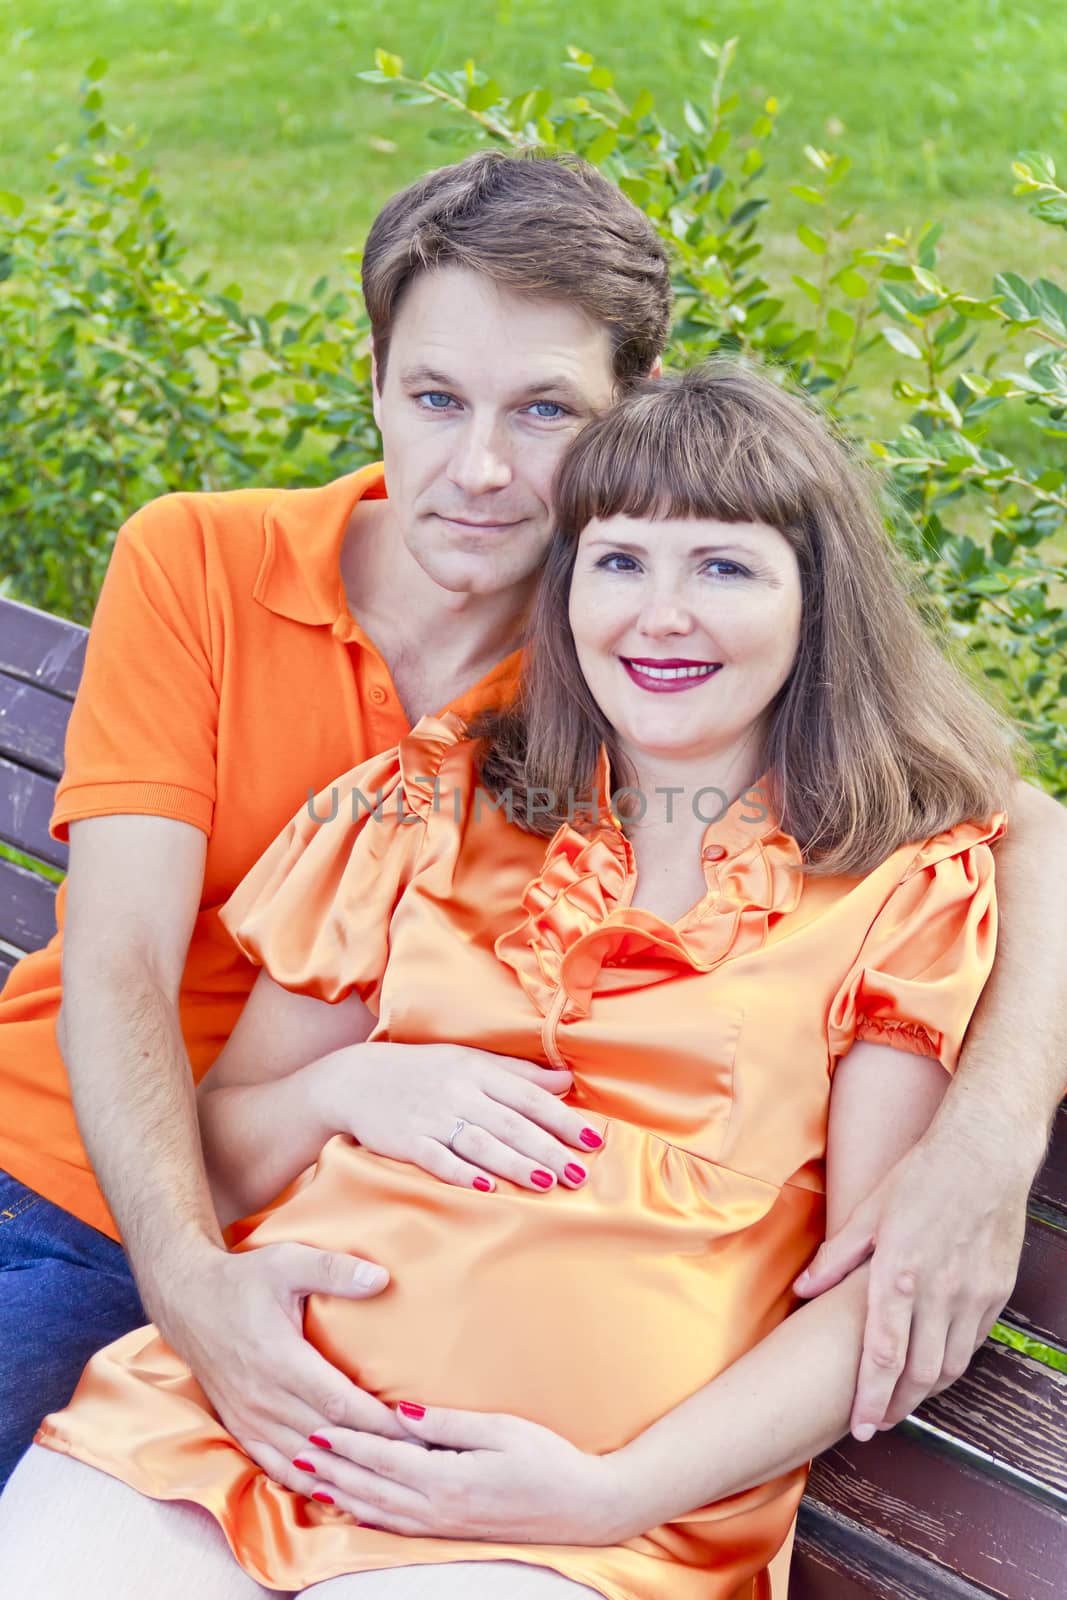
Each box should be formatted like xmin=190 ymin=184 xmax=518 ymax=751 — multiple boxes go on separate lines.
xmin=568 ymin=514 xmax=803 ymax=773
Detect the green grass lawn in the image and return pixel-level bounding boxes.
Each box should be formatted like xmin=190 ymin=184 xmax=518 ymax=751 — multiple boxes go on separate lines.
xmin=2 ymin=0 xmax=1065 ymax=304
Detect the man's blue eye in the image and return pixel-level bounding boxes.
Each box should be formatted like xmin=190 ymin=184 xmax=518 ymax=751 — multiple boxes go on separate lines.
xmin=530 ymin=402 xmax=565 ymax=419
xmin=420 ymin=392 xmax=453 ymax=409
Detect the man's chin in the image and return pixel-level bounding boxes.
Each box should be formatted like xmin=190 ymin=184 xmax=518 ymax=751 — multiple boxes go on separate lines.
xmin=420 ymin=551 xmax=543 ymax=599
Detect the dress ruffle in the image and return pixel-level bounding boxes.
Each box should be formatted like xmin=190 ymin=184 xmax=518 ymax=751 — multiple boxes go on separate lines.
xmin=495 ymin=773 xmax=805 ymax=1018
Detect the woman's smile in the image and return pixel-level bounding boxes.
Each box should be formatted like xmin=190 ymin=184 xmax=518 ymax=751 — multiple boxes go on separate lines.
xmin=620 ymin=658 xmax=723 ymax=693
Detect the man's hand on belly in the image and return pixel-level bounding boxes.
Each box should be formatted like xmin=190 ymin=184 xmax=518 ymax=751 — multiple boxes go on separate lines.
xmin=291 ymin=1402 xmax=640 ymax=1545
xmin=156 ymin=1239 xmax=409 ymax=1492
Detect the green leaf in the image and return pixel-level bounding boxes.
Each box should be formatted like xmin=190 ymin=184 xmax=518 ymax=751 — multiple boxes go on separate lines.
xmin=952 ymin=295 xmax=1001 ymax=321
xmin=0 ymin=190 xmax=25 ymax=218
xmin=374 ymin=48 xmax=403 ymax=78
xmin=588 ymin=66 xmax=613 ymax=90
xmin=466 ymin=80 xmax=502 ymax=112
xmin=912 ymin=266 xmax=945 ymax=296
xmin=683 ymin=101 xmax=707 ymax=136
xmin=1034 ymin=277 xmax=1067 ymax=337
xmin=1016 ymin=149 xmax=1056 ymax=185
xmin=619 ymin=175 xmax=651 ymax=206
xmin=585 ymin=127 xmax=618 ymax=164
xmin=631 ymin=88 xmax=654 ymax=119
xmin=792 ymin=274 xmax=821 ymax=305
xmin=789 ymin=185 xmax=825 ymax=205
xmin=882 ymin=326 xmax=923 ymax=359
xmin=993 ymin=271 xmax=1042 ymax=323
xmin=86 ymin=57 xmax=108 ymax=81
xmin=797 ymin=222 xmax=826 ymax=256
xmin=835 ymin=267 xmax=867 ymax=299
xmin=828 ymin=308 xmax=855 ymax=342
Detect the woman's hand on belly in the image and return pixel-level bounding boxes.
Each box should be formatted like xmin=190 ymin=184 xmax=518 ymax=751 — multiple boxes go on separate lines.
xmin=292 ymin=1402 xmax=640 ymax=1545
xmin=316 ymin=1040 xmax=604 ymax=1194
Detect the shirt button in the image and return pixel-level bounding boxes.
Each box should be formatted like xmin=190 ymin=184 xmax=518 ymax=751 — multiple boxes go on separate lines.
xmin=368 ymin=685 xmax=388 ymax=706
xmin=702 ymin=843 xmax=727 ymax=863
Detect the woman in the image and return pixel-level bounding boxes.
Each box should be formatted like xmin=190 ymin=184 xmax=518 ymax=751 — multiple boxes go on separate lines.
xmin=0 ymin=362 xmax=1015 ymax=1598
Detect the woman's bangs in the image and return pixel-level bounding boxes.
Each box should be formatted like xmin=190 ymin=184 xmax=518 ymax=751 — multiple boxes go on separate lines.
xmin=560 ymin=392 xmax=807 ymax=536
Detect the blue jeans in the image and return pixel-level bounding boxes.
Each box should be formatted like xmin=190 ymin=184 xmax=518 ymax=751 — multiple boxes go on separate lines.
xmin=0 ymin=1170 xmax=146 ymax=1491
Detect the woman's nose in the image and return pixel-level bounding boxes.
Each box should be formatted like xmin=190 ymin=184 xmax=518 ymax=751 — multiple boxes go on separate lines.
xmin=636 ymin=591 xmax=696 ymax=637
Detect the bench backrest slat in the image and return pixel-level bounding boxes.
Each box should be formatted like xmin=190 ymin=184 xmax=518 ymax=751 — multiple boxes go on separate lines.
xmin=807 ymin=1422 xmax=1067 ymax=1598
xmin=0 ymin=855 xmax=59 ymax=952
xmin=1007 ymin=1214 xmax=1067 ymax=1349
xmin=0 ymin=673 xmax=72 ymax=779
xmin=917 ymin=1340 xmax=1067 ymax=1497
xmin=0 ymin=598 xmax=87 ymax=698
xmin=1032 ymin=1105 xmax=1067 ymax=1217
xmin=0 ymin=753 xmax=69 ymax=870
xmin=793 ymin=1501 xmax=999 ymax=1599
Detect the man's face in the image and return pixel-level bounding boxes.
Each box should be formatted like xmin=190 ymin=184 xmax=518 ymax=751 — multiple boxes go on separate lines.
xmin=373 ymin=266 xmax=618 ymax=597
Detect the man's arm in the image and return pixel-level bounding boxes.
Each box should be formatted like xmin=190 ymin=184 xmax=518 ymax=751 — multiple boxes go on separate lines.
xmin=59 ymin=815 xmax=220 ymax=1273
xmin=57 ymin=812 xmax=404 ymax=1493
xmin=797 ymin=779 xmax=1067 ymax=1436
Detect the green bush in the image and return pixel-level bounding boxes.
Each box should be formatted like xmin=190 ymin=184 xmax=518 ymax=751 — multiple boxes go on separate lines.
xmin=1 ymin=44 xmax=1064 ymax=794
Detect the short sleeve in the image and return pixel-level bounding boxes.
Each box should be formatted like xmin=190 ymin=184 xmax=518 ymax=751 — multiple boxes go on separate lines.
xmin=51 ymin=497 xmax=218 ymax=841
xmin=827 ymin=816 xmax=1005 ymax=1072
xmin=218 ymin=714 xmax=467 ymax=1008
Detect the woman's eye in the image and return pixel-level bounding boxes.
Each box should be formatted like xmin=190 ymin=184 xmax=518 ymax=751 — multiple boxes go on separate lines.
xmin=595 ymin=553 xmax=640 ymax=573
xmin=705 ymin=559 xmax=749 ymax=579
xmin=417 ymin=392 xmax=455 ymax=410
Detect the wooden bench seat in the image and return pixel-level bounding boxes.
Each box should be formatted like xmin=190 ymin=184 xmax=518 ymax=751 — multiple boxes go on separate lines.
xmin=1 ymin=593 xmax=1064 ymax=1595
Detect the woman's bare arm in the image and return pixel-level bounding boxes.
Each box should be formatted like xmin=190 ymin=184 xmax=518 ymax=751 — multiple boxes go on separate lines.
xmin=196 ymin=971 xmax=376 ymax=1223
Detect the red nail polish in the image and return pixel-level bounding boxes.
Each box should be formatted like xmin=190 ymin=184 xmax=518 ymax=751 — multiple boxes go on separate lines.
xmin=308 ymin=1434 xmax=332 ymax=1450
xmin=531 ymin=1169 xmax=554 ymax=1188
xmin=564 ymin=1163 xmax=586 ymax=1183
xmin=312 ymin=1491 xmax=335 ymax=1504
xmin=293 ymin=1458 xmax=316 ymax=1473
xmin=398 ymin=1401 xmax=426 ymax=1419
xmin=472 ymin=1176 xmax=492 ymax=1191
xmin=579 ymin=1128 xmax=602 ymax=1149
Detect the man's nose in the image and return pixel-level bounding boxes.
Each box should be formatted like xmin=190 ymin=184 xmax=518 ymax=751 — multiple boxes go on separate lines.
xmin=447 ymin=417 xmax=513 ymax=495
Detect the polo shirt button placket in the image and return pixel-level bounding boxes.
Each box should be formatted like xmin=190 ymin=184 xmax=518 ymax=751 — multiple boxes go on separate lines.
xmin=369 ymin=685 xmax=388 ymax=707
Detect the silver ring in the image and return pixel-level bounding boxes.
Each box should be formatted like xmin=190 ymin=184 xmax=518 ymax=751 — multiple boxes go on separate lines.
xmin=447 ymin=1118 xmax=466 ymax=1152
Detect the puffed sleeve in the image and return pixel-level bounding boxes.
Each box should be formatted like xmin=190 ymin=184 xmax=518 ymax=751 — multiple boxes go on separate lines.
xmin=827 ymin=815 xmax=1005 ymax=1072
xmin=218 ymin=713 xmax=467 ymax=1008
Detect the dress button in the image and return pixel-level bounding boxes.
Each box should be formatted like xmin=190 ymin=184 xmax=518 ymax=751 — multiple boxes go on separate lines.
xmin=701 ymin=843 xmax=727 ymax=863
xmin=368 ymin=685 xmax=388 ymax=706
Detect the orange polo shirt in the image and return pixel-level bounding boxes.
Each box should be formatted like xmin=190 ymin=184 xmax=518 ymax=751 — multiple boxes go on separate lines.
xmin=0 ymin=465 xmax=520 ymax=1238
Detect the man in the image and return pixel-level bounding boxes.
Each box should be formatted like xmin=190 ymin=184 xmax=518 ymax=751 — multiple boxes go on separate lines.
xmin=0 ymin=149 xmax=1064 ymax=1507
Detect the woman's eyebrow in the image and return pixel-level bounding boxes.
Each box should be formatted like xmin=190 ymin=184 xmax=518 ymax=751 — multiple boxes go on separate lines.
xmin=584 ymin=536 xmax=760 ymax=557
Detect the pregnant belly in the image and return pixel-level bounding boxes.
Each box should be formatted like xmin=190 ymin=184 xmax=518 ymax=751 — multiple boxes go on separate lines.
xmin=235 ymin=1125 xmax=823 ymax=1456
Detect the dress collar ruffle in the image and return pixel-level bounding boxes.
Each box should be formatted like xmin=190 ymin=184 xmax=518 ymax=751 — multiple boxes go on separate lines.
xmin=494 ymin=751 xmax=805 ymax=1019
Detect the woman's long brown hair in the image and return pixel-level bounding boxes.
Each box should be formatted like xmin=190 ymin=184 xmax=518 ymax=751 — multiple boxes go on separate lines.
xmin=474 ymin=360 xmax=1019 ymax=874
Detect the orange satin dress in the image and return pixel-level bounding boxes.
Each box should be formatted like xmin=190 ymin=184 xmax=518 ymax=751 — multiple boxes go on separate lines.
xmin=37 ymin=714 xmax=1001 ymax=1599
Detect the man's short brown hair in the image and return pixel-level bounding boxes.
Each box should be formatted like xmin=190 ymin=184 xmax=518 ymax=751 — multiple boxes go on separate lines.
xmin=362 ymin=148 xmax=672 ymax=386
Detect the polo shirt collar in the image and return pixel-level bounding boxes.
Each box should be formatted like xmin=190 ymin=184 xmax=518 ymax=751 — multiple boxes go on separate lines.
xmin=254 ymin=463 xmax=387 ymax=625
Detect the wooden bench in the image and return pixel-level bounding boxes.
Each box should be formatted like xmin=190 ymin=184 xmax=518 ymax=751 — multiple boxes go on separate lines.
xmin=2 ymin=592 xmax=1065 ymax=1596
